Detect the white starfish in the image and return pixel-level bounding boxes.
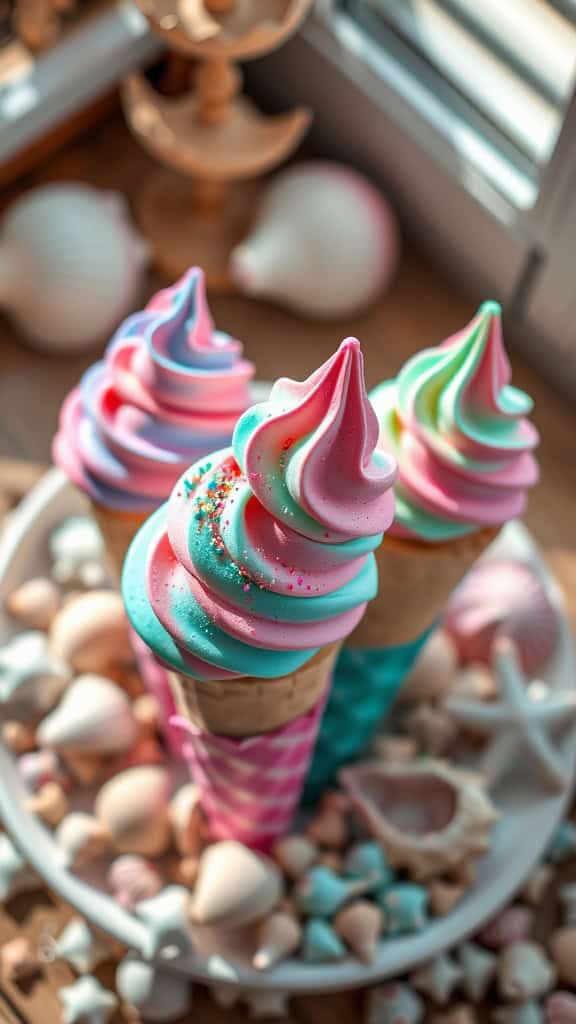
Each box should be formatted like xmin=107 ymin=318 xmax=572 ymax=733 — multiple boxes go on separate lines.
xmin=59 ymin=976 xmax=117 ymax=1024
xmin=411 ymin=954 xmax=463 ymax=1005
xmin=446 ymin=636 xmax=576 ymax=792
xmin=134 ymin=886 xmax=192 ymax=960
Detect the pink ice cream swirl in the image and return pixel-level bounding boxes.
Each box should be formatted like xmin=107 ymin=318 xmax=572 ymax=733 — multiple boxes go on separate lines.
xmin=370 ymin=301 xmax=539 ymax=543
xmin=53 ymin=268 xmax=255 ymax=513
xmin=123 ymin=338 xmax=397 ymax=679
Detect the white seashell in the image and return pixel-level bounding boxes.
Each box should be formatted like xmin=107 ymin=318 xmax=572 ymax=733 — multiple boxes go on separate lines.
xmin=333 ymin=900 xmax=383 ymax=964
xmin=0 ymin=834 xmax=39 ymax=901
xmin=189 ymin=841 xmax=283 ymax=929
xmin=0 ymin=184 xmax=147 ymax=353
xmin=55 ymin=918 xmax=110 ymax=974
xmin=231 ymin=162 xmax=398 ymax=320
xmin=50 ymin=590 xmax=132 ymax=675
xmin=498 ymin=941 xmax=556 ymax=1001
xmin=50 ymin=517 xmax=107 ymax=588
xmin=116 ymin=954 xmax=191 ymax=1022
xmin=253 ymin=912 xmax=302 ymax=970
xmin=340 ymin=760 xmax=499 ymax=882
xmin=169 ymin=783 xmax=205 ymax=857
xmin=458 ymin=942 xmax=497 ymax=1001
xmin=366 ymin=982 xmax=424 ymax=1024
xmin=6 ymin=577 xmax=61 ymax=630
xmin=272 ymin=834 xmax=318 ymax=879
xmin=55 ymin=813 xmax=111 ymax=868
xmin=95 ymin=766 xmax=172 ymax=857
xmin=59 ymin=975 xmax=118 ymax=1024
xmin=550 ymin=929 xmax=576 ymax=988
xmin=399 ymin=629 xmax=458 ymax=703
xmin=0 ymin=630 xmax=70 ymax=719
xmin=411 ymin=954 xmax=463 ymax=1005
xmin=38 ymin=674 xmax=137 ymax=754
xmin=107 ymin=855 xmax=162 ymax=910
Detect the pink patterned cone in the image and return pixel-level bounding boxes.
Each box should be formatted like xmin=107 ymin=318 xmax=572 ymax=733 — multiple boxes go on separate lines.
xmin=171 ymin=689 xmax=329 ymax=850
xmin=130 ymin=631 xmax=185 ymax=759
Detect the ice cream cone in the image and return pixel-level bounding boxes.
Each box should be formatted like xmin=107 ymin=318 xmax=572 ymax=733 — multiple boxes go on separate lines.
xmin=91 ymin=501 xmax=148 ymax=580
xmin=169 ymin=642 xmax=341 ymax=738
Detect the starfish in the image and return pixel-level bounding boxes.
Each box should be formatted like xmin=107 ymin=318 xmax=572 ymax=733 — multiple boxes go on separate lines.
xmin=59 ymin=976 xmax=117 ymax=1024
xmin=134 ymin=886 xmax=192 ymax=960
xmin=446 ymin=636 xmax=576 ymax=792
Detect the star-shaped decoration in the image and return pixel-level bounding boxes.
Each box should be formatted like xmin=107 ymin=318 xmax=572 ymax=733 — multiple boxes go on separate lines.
xmin=446 ymin=635 xmax=576 ymax=792
xmin=59 ymin=976 xmax=118 ymax=1024
xmin=134 ymin=885 xmax=192 ymax=960
xmin=411 ymin=954 xmax=463 ymax=1005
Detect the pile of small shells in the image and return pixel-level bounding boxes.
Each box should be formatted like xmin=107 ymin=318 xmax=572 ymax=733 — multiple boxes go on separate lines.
xmin=0 ymin=515 xmax=574 ymax=1023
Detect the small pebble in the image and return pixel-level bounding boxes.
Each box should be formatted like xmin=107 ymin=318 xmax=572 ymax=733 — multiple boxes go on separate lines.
xmin=545 ymin=991 xmax=576 ymax=1023
xmin=25 ymin=781 xmax=69 ymax=827
xmin=0 ymin=937 xmax=40 ymax=983
xmin=403 ymin=702 xmax=457 ymax=756
xmin=334 ymin=900 xmax=383 ymax=964
xmin=498 ymin=941 xmax=555 ymax=1002
xmin=107 ymin=855 xmax=163 ymax=910
xmin=458 ymin=942 xmax=497 ymax=1002
xmin=273 ymin=834 xmax=318 ymax=880
xmin=307 ymin=795 xmax=349 ymax=848
xmin=411 ymin=954 xmax=463 ymax=1005
xmin=428 ymin=880 xmax=465 ymax=916
xmin=253 ymin=911 xmax=302 ymax=970
xmin=6 ymin=578 xmax=61 ymax=631
xmin=479 ymin=906 xmax=534 ymax=949
xmin=169 ymin=783 xmax=205 ymax=858
xmin=372 ymin=735 xmax=418 ymax=763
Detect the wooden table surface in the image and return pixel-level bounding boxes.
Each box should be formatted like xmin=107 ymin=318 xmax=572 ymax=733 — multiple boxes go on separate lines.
xmin=1 ymin=112 xmax=576 ymax=1023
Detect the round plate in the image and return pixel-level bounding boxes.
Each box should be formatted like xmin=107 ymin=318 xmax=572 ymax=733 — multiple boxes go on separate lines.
xmin=0 ymin=468 xmax=575 ymax=994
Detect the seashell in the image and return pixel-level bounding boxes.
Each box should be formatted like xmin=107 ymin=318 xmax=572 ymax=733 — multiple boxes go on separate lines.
xmin=366 ymin=982 xmax=424 ymax=1024
xmin=169 ymin=784 xmax=205 ymax=857
xmin=272 ymin=834 xmax=318 ymax=879
xmin=253 ymin=912 xmax=302 ymax=970
xmin=107 ymin=855 xmax=162 ymax=910
xmin=372 ymin=735 xmax=418 ymax=763
xmin=38 ymin=674 xmax=137 ymax=755
xmin=403 ymin=702 xmax=457 ymax=756
xmin=6 ymin=577 xmax=61 ymax=630
xmin=50 ymin=516 xmax=107 ymax=589
xmin=116 ymin=954 xmax=191 ymax=1023
xmin=457 ymin=942 xmax=497 ymax=1001
xmin=95 ymin=766 xmax=172 ymax=858
xmin=479 ymin=906 xmax=535 ymax=949
xmin=492 ymin=1003 xmax=544 ymax=1024
xmin=559 ymin=883 xmax=576 ymax=927
xmin=380 ymin=883 xmax=429 ymax=935
xmin=55 ymin=813 xmax=111 ymax=868
xmin=342 ymin=841 xmax=394 ymax=887
xmin=444 ymin=559 xmax=558 ymax=675
xmin=135 ymin=887 xmax=192 ymax=960
xmin=521 ymin=864 xmax=554 ymax=906
xmin=430 ymin=1006 xmax=477 ymax=1024
xmin=0 ymin=937 xmax=40 ymax=983
xmin=0 ymin=184 xmax=147 ymax=354
xmin=170 ymin=856 xmax=200 ymax=888
xmin=546 ymin=820 xmax=576 ymax=865
xmin=0 ymin=630 xmax=70 ymax=720
xmin=294 ymin=865 xmax=377 ymax=918
xmin=0 ymin=835 xmax=39 ymax=900
xmin=133 ymin=694 xmax=160 ymax=738
xmin=307 ymin=798 xmax=349 ymax=848
xmin=25 ymin=781 xmax=69 ymax=827
xmin=340 ymin=760 xmax=499 ymax=882
xmin=302 ymin=918 xmax=346 ymax=963
xmin=498 ymin=941 xmax=556 ymax=1001
xmin=333 ymin=900 xmax=383 ymax=963
xmin=63 ymin=752 xmax=108 ymax=787
xmin=545 ymin=991 xmax=576 ymax=1023
xmin=411 ymin=954 xmax=463 ymax=1005
xmin=550 ymin=929 xmax=576 ymax=988
xmin=55 ymin=918 xmax=110 ymax=974
xmin=231 ymin=162 xmax=398 ymax=320
xmin=50 ymin=590 xmax=132 ymax=675
xmin=3 ymin=720 xmax=37 ymax=753
xmin=189 ymin=841 xmax=283 ymax=929
xmin=18 ymin=749 xmax=68 ymax=792
xmin=399 ymin=629 xmax=458 ymax=703
xmin=451 ymin=664 xmax=497 ymax=702
xmin=428 ymin=880 xmax=465 ymax=916
xmin=59 ymin=975 xmax=118 ymax=1024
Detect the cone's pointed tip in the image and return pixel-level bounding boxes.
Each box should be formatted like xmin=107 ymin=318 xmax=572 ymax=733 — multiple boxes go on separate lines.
xmin=478 ymin=300 xmax=502 ymax=321
xmin=340 ymin=337 xmax=361 ymax=355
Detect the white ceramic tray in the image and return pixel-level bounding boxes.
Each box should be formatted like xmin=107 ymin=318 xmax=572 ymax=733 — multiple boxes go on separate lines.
xmin=0 ymin=468 xmax=575 ymax=995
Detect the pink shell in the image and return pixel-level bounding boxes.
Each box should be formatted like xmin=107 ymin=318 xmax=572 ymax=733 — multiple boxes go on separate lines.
xmin=444 ymin=559 xmax=558 ymax=675
xmin=546 ymin=991 xmax=576 ymax=1023
xmin=477 ymin=905 xmax=534 ymax=949
xmin=106 ymin=855 xmax=162 ymax=910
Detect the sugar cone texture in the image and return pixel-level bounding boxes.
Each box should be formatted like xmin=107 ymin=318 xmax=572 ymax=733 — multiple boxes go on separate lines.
xmin=350 ymin=526 xmax=500 ymax=648
xmin=91 ymin=501 xmax=148 ymax=580
xmin=169 ymin=642 xmax=341 ymax=738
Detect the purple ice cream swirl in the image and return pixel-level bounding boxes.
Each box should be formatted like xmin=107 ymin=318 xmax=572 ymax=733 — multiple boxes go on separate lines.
xmin=53 ymin=268 xmax=255 ymax=513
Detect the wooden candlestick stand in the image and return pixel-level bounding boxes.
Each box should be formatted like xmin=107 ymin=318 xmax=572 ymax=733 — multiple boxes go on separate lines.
xmin=122 ymin=0 xmax=313 ymax=290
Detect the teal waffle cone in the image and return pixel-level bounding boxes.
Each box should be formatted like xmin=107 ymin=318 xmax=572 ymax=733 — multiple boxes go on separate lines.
xmin=302 ymin=628 xmax=433 ymax=804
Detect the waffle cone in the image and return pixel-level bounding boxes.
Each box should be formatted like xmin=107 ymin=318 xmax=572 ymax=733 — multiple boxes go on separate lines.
xmin=91 ymin=501 xmax=148 ymax=580
xmin=169 ymin=641 xmax=341 ymax=738
xmin=350 ymin=526 xmax=499 ymax=647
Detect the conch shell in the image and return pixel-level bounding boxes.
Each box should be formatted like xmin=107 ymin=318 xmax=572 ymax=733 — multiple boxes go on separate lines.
xmin=340 ymin=760 xmax=499 ymax=882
